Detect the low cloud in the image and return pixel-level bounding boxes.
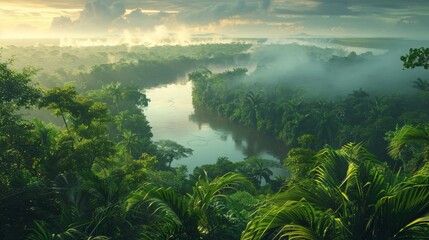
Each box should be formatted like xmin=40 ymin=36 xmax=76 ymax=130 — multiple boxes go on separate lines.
xmin=50 ymin=0 xmax=272 ymax=36
xmin=51 ymin=0 xmax=125 ymax=34
xmin=113 ymin=8 xmax=169 ymax=30
xmin=45 ymin=0 xmax=429 ymax=39
xmin=178 ymin=0 xmax=271 ymax=24
xmin=247 ymin=42 xmax=427 ymax=97
xmin=274 ymin=0 xmax=428 ymax=16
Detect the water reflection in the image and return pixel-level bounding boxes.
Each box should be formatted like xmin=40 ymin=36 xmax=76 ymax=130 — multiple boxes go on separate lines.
xmin=189 ymin=108 xmax=288 ymax=160
xmin=144 ymin=80 xmax=288 ymax=174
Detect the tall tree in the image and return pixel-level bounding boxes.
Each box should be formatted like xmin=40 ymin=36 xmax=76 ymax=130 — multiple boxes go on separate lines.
xmin=0 ymin=58 xmax=45 ymax=239
xmin=154 ymin=140 xmax=193 ymax=168
xmin=237 ymin=157 xmax=278 ymax=188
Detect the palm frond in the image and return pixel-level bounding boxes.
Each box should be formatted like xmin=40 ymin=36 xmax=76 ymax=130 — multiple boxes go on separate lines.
xmin=191 ymin=172 xmax=254 ymax=211
xmin=388 ymin=125 xmax=429 ymax=159
xmin=369 ymin=184 xmax=429 ymax=239
xmin=242 ymin=202 xmax=341 ymax=240
xmin=27 ymin=221 xmax=55 ymax=240
xmin=27 ymin=221 xmax=109 ymax=240
xmin=339 ymin=142 xmax=379 ymax=165
xmin=126 ymin=184 xmax=188 ymax=224
xmin=314 ymin=146 xmax=349 ymax=188
xmin=272 ymin=182 xmax=345 ymax=216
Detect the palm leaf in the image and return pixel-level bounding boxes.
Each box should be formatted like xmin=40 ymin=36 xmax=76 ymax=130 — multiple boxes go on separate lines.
xmin=191 ymin=172 xmax=254 ymax=212
xmin=27 ymin=221 xmax=55 ymax=240
xmin=242 ymin=202 xmax=341 ymax=240
xmin=388 ymin=125 xmax=429 ymax=159
xmin=126 ymin=184 xmax=188 ymax=224
xmin=126 ymin=173 xmax=253 ymax=238
xmin=314 ymin=146 xmax=349 ymax=188
xmin=369 ymin=184 xmax=429 ymax=239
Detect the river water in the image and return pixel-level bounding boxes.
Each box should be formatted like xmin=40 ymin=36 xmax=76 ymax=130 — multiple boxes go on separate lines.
xmin=144 ymin=79 xmax=289 ymax=176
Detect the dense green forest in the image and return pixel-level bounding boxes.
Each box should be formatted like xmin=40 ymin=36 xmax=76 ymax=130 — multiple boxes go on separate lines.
xmin=0 ymin=43 xmax=428 ymax=240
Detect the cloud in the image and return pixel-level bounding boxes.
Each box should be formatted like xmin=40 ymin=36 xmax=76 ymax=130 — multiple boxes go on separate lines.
xmin=76 ymin=0 xmax=125 ymax=31
xmin=248 ymin=43 xmax=427 ymax=97
xmin=395 ymin=15 xmax=429 ymax=36
xmin=177 ymin=0 xmax=271 ymax=24
xmin=50 ymin=0 xmax=273 ymax=36
xmin=51 ymin=16 xmax=73 ymax=31
xmin=113 ymin=8 xmax=169 ymax=30
xmin=274 ymin=0 xmax=429 ymax=16
xmin=42 ymin=0 xmax=429 ymax=39
xmin=51 ymin=0 xmax=127 ymax=34
xmin=275 ymin=0 xmax=356 ymax=15
xmin=260 ymin=0 xmax=272 ymax=10
xmin=349 ymin=0 xmax=429 ymax=9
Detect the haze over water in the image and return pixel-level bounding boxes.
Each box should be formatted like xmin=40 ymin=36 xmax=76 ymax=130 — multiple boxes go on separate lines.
xmin=144 ymin=79 xmax=288 ymax=174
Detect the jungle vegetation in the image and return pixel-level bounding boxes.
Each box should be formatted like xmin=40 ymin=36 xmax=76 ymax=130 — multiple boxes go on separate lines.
xmin=0 ymin=44 xmax=428 ymax=239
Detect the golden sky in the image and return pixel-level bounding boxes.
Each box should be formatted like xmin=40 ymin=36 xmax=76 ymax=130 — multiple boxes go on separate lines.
xmin=1 ymin=0 xmax=428 ymax=39
xmin=0 ymin=3 xmax=81 ymax=36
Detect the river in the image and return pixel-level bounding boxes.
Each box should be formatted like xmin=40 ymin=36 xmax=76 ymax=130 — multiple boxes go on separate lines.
xmin=144 ymin=78 xmax=289 ymax=177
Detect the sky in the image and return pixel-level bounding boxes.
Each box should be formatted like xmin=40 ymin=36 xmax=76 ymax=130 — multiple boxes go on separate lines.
xmin=1 ymin=0 xmax=428 ymax=39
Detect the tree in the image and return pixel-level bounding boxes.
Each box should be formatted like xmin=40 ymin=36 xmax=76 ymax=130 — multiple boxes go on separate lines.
xmin=117 ymin=130 xmax=144 ymax=162
xmin=243 ymin=143 xmax=429 ymax=240
xmin=284 ymin=147 xmax=316 ymax=180
xmin=98 ymin=82 xmax=149 ymax=114
xmin=280 ymin=98 xmax=308 ymax=145
xmin=38 ymin=86 xmax=115 ymax=174
xmin=0 ymin=58 xmax=42 ymax=108
xmin=343 ymin=88 xmax=371 ymax=124
xmin=38 ymin=86 xmax=78 ymax=131
xmin=191 ymin=157 xmax=237 ymax=182
xmin=102 ymin=82 xmax=124 ymax=104
xmin=387 ymin=124 xmax=429 ymax=172
xmin=236 ymin=156 xmax=278 ymax=188
xmin=114 ymin=110 xmax=153 ymax=142
xmin=27 ymin=173 xmax=134 ymax=240
xmin=126 ymin=173 xmax=254 ymax=239
xmin=312 ymin=99 xmax=338 ymax=146
xmin=413 ymin=78 xmax=429 ymax=92
xmin=0 ymin=58 xmax=46 ymax=239
xmin=154 ymin=140 xmax=193 ymax=168
xmin=401 ymin=47 xmax=429 ymax=69
xmin=244 ymin=91 xmax=263 ymax=126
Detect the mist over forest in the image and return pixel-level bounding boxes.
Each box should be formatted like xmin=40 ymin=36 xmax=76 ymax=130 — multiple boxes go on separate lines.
xmin=1 ymin=0 xmax=429 ymax=239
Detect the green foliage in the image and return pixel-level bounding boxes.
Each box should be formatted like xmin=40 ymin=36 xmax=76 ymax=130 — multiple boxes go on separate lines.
xmin=0 ymin=58 xmax=42 ymax=108
xmin=146 ymin=166 xmax=191 ymax=194
xmin=387 ymin=124 xmax=429 ymax=173
xmin=0 ymin=58 xmax=47 ymax=239
xmin=27 ymin=221 xmax=109 ymax=240
xmin=401 ymin=47 xmax=429 ymax=69
xmin=242 ymin=201 xmax=339 ymax=240
xmin=126 ymin=173 xmax=255 ymax=239
xmin=413 ymin=78 xmax=429 ymax=92
xmin=388 ymin=125 xmax=429 ymax=159
xmin=298 ymin=134 xmax=317 ymax=148
xmin=236 ymin=157 xmax=279 ymax=188
xmin=0 ymin=44 xmax=257 ymax=240
xmin=284 ymin=148 xmax=316 ymax=180
xmin=3 ymin=43 xmax=429 ymax=240
xmin=226 ymin=191 xmax=260 ymax=231
xmin=191 ymin=156 xmax=237 ymax=182
xmin=243 ymin=143 xmax=429 ymax=240
xmin=39 ymin=86 xmax=110 ymax=131
xmin=189 ymin=62 xmax=429 ymax=163
xmin=154 ymin=139 xmax=193 ymax=168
